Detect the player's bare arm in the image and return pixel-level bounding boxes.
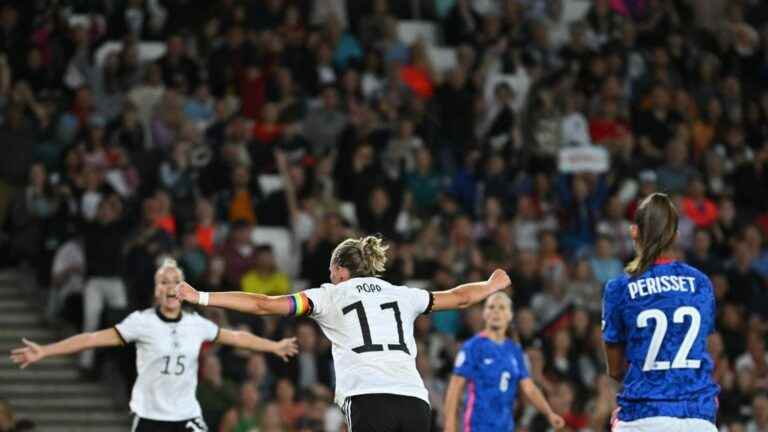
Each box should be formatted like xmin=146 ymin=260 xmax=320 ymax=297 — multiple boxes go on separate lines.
xmin=519 ymin=378 xmax=566 ymax=429
xmin=604 ymin=342 xmax=626 ymax=381
xmin=443 ymin=374 xmax=467 ymax=432
xmin=431 ymin=269 xmax=511 ymax=311
xmin=176 ymin=281 xmax=292 ymax=315
xmin=216 ymin=329 xmax=298 ymax=361
xmin=10 ymin=328 xmax=122 ymax=369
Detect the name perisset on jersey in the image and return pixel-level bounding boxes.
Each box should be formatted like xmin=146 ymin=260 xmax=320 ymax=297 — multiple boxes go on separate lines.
xmin=628 ymin=276 xmax=697 ymax=299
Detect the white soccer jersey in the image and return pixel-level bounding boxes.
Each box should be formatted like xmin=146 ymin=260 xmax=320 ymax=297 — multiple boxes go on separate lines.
xmin=302 ymin=277 xmax=434 ymax=406
xmin=114 ymin=308 xmax=219 ymax=421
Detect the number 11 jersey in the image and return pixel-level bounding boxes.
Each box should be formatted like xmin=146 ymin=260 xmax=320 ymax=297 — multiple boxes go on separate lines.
xmin=300 ymin=277 xmax=434 ymax=406
xmin=602 ymin=260 xmax=719 ymax=422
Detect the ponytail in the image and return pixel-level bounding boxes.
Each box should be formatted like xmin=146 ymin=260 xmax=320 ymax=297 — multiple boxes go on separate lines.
xmin=332 ymin=236 xmax=389 ymax=277
xmin=625 ymin=193 xmax=678 ymax=277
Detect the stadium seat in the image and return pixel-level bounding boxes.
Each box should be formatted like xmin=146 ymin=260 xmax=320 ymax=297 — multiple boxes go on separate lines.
xmin=404 ymin=279 xmax=430 ymax=290
xmin=564 ymin=0 xmax=591 ymax=23
xmin=397 ymin=20 xmax=440 ymax=46
xmin=95 ymin=41 xmax=166 ymax=67
xmin=484 ymin=70 xmax=532 ymax=113
xmin=338 ymin=201 xmax=358 ymax=227
xmin=427 ymin=46 xmax=458 ymax=73
xmin=251 ymin=226 xmax=300 ymax=278
xmin=68 ymin=14 xmax=92 ymax=28
xmin=258 ymin=174 xmax=284 ymax=197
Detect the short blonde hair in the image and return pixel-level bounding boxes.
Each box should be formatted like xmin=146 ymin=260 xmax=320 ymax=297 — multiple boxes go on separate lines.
xmin=155 ymin=257 xmax=185 ymax=280
xmin=331 ymin=236 xmax=389 ymax=277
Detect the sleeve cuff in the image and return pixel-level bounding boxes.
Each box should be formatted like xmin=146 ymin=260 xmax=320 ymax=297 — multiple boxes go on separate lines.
xmin=211 ymin=327 xmax=221 ymax=343
xmin=113 ymin=326 xmax=127 ymax=346
xmin=453 ymin=369 xmax=472 ymax=379
xmin=422 ymin=291 xmax=435 ymax=315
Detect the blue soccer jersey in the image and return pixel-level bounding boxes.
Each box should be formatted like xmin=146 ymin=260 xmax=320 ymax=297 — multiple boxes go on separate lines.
xmin=602 ymin=260 xmax=719 ymax=422
xmin=453 ymin=333 xmax=529 ymax=432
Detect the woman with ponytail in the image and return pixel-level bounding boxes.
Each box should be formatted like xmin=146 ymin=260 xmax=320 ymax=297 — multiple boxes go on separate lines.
xmin=12 ymin=259 xmax=297 ymax=432
xmin=443 ymin=292 xmax=565 ymax=432
xmin=175 ymin=235 xmax=512 ymax=432
xmin=602 ymin=193 xmax=719 ymax=431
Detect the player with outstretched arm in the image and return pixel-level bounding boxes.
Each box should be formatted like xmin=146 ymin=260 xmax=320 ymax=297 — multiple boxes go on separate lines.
xmin=602 ymin=193 xmax=719 ymax=431
xmin=11 ymin=259 xmax=298 ymax=432
xmin=176 ymin=236 xmax=512 ymax=432
xmin=443 ymin=292 xmax=565 ymax=432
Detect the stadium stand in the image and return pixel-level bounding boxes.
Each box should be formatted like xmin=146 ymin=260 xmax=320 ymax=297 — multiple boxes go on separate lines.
xmin=0 ymin=0 xmax=767 ymax=431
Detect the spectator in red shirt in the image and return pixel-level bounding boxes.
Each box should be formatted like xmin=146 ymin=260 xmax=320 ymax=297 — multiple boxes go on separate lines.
xmin=589 ymin=99 xmax=630 ymax=153
xmin=194 ymin=198 xmax=222 ymax=256
xmin=400 ymin=41 xmax=436 ymax=100
xmin=681 ymin=177 xmax=718 ymax=228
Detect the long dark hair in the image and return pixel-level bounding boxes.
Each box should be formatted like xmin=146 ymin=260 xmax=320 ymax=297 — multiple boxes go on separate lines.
xmin=625 ymin=193 xmax=678 ymax=277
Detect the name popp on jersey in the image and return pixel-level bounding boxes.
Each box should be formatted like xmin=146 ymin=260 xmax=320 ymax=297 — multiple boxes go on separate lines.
xmin=628 ymin=276 xmax=697 ymax=299
xmin=356 ymin=282 xmax=383 ymax=293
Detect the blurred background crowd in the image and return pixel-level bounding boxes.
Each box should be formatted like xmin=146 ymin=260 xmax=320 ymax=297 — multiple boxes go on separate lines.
xmin=0 ymin=0 xmax=767 ymax=431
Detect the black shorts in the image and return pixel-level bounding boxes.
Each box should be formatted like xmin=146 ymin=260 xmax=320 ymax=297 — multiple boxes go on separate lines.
xmin=131 ymin=416 xmax=208 ymax=432
xmin=342 ymin=393 xmax=431 ymax=432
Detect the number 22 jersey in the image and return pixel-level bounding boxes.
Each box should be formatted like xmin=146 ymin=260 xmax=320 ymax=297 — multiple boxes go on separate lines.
xmin=602 ymin=260 xmax=719 ymax=422
xmin=300 ymin=277 xmax=434 ymax=406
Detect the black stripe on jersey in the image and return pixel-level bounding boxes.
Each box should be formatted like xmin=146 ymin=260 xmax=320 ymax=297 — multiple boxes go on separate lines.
xmin=304 ymin=295 xmax=315 ymax=316
xmin=155 ymin=307 xmax=182 ymax=322
xmin=422 ymin=291 xmax=435 ymax=315
xmin=212 ymin=327 xmax=221 ymax=343
xmin=113 ymin=326 xmax=127 ymax=346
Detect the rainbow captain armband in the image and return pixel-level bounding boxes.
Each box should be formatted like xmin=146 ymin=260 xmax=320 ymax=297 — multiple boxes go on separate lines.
xmin=287 ymin=292 xmax=314 ymax=317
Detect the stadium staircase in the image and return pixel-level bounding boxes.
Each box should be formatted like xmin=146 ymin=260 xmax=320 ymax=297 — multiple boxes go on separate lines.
xmin=0 ymin=270 xmax=130 ymax=432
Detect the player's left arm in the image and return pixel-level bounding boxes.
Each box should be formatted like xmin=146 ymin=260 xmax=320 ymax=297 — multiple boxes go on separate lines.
xmin=216 ymin=329 xmax=298 ymax=361
xmin=432 ymin=269 xmax=511 ymax=311
xmin=519 ymin=378 xmax=565 ymax=429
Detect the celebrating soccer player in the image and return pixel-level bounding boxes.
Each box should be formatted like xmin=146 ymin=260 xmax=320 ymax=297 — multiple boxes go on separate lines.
xmin=11 ymin=259 xmax=297 ymax=432
xmin=603 ymin=193 xmax=719 ymax=431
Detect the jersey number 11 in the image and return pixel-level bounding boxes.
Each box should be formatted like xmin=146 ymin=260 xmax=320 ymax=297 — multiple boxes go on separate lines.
xmin=343 ymin=301 xmax=410 ymax=355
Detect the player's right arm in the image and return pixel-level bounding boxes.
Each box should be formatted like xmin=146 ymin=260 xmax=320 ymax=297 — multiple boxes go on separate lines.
xmin=604 ymin=343 xmax=626 ymax=381
xmin=176 ymin=281 xmax=294 ymax=315
xmin=445 ymin=341 xmax=478 ymax=432
xmin=443 ymin=374 xmax=466 ymax=432
xmin=10 ymin=329 xmax=122 ymax=369
xmin=431 ymin=269 xmax=511 ymax=311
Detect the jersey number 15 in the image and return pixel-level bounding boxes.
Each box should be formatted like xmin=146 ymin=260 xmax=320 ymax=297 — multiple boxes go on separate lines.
xmin=637 ymin=306 xmax=702 ymax=372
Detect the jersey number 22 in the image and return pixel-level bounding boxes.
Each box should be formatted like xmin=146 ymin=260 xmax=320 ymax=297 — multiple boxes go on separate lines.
xmin=637 ymin=306 xmax=701 ymax=371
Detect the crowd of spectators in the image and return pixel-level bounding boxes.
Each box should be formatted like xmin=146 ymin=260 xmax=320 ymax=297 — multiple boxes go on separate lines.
xmin=0 ymin=0 xmax=767 ymax=431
